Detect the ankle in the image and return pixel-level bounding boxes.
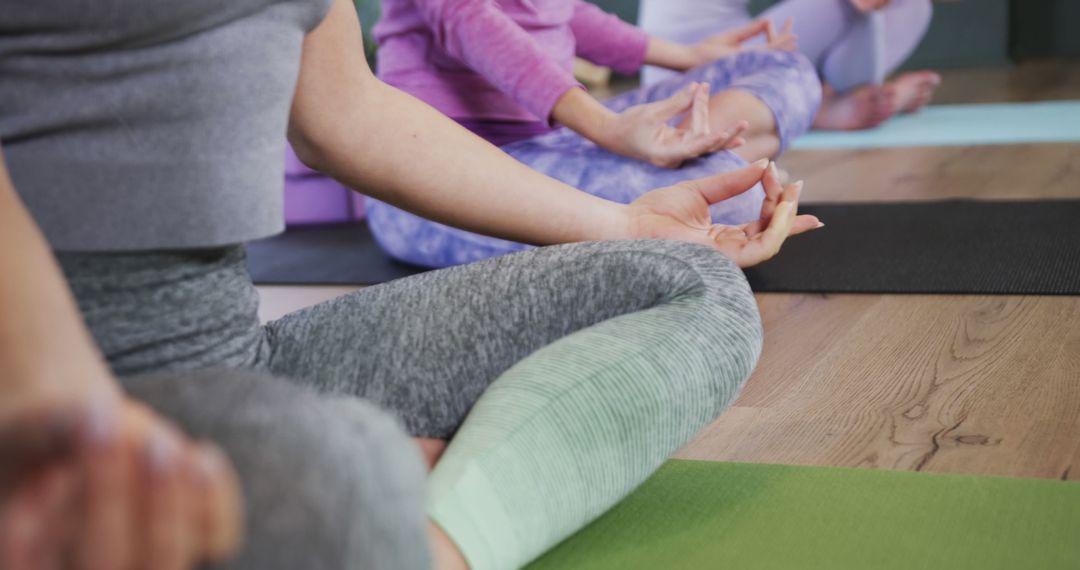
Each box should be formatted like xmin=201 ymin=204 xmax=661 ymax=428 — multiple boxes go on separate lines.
xmin=429 ymin=522 xmax=469 ymax=570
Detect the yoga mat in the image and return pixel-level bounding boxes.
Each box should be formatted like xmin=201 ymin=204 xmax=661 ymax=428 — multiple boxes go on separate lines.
xmin=250 ymin=201 xmax=1080 ymax=295
xmin=527 ymin=460 xmax=1080 ymax=570
xmin=246 ymin=222 xmax=425 ymax=285
xmin=792 ymin=101 xmax=1080 ymax=149
xmin=744 ymin=200 xmax=1080 ymax=295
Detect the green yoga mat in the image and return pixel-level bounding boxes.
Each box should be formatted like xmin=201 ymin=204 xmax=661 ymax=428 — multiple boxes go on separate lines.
xmin=527 ymin=460 xmax=1080 ymax=570
xmin=792 ymin=101 xmax=1080 ymax=149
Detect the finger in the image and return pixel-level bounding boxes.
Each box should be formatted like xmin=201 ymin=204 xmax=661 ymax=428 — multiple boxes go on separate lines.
xmin=780 ymin=176 xmax=804 ymax=206
xmin=689 ymin=83 xmax=711 ymax=137
xmin=142 ymin=427 xmax=188 ymax=570
xmin=0 ymin=483 xmax=46 ymax=570
xmin=775 ymin=19 xmax=797 ymax=50
xmin=746 ymin=176 xmax=803 ymax=237
xmin=28 ymin=466 xmax=73 ymax=570
xmin=761 ymin=162 xmax=785 ymax=220
xmin=0 ymin=403 xmax=80 ymax=491
xmin=742 ymin=200 xmax=797 ymax=266
xmin=764 ymin=18 xmax=777 ymax=44
xmin=789 ymin=214 xmax=824 ymax=236
xmin=652 ymin=83 xmax=698 ymax=119
xmin=74 ymin=398 xmax=134 ymax=570
xmin=732 ymin=19 xmax=770 ymax=43
xmin=194 ymin=445 xmax=244 ymax=562
xmin=742 ymin=161 xmax=785 ymax=238
xmin=709 ymin=121 xmax=748 ymax=153
xmin=680 ymin=158 xmax=769 ymax=204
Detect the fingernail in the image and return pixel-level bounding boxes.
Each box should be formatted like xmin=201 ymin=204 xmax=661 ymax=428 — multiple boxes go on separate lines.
xmin=84 ymin=397 xmax=118 ymax=446
xmin=768 ymin=161 xmax=780 ymax=178
xmin=145 ymin=428 xmax=181 ymax=474
xmin=816 ymin=222 xmax=826 ymax=228
xmin=195 ymin=444 xmax=228 ymax=482
xmin=752 ymin=158 xmax=769 ymax=169
xmin=792 ymin=180 xmax=805 ymax=192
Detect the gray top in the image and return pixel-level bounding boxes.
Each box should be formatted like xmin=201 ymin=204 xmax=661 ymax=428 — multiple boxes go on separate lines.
xmin=0 ymin=0 xmax=332 ymax=251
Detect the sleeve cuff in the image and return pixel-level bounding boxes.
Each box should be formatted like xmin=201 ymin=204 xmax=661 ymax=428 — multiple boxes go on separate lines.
xmin=514 ymin=61 xmax=585 ymax=125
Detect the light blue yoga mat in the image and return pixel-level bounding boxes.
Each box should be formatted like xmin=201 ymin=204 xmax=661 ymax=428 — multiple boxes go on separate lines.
xmin=792 ymin=101 xmax=1080 ymax=150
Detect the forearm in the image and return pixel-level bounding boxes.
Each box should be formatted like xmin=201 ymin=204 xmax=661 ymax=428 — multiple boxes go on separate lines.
xmin=549 ymin=87 xmax=618 ymax=147
xmin=0 ymin=150 xmax=115 ymax=400
xmin=289 ymin=1 xmax=630 ymax=245
xmin=295 ymin=80 xmax=628 ymax=246
xmin=643 ymin=36 xmax=699 ymax=71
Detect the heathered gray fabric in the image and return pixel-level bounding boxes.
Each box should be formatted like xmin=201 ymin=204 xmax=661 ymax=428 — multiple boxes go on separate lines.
xmin=61 ymin=239 xmax=762 ymax=568
xmin=122 ymin=370 xmax=432 ymax=570
xmin=60 ymin=240 xmax=762 ymax=435
xmin=0 ymin=0 xmax=331 ymax=251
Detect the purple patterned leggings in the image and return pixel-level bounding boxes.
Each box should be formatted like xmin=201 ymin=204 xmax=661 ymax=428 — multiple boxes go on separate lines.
xmin=368 ymin=49 xmax=821 ymax=268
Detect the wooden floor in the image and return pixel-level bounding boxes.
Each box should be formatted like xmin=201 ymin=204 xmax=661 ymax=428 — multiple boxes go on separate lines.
xmin=677 ymin=60 xmax=1080 ymax=481
xmin=258 ymin=60 xmax=1080 ymax=481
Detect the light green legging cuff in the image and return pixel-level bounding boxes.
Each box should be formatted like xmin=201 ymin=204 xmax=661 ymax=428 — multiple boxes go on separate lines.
xmin=427 ymin=241 xmax=763 ymax=570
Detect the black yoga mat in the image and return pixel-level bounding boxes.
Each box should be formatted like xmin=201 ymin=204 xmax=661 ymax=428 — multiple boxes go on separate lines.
xmin=246 ymin=222 xmax=425 ymax=285
xmin=743 ymin=199 xmax=1080 ymax=295
xmin=248 ymin=200 xmax=1080 ymax=295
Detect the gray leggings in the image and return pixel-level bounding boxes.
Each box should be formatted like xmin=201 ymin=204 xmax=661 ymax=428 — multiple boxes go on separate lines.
xmin=59 ymin=239 xmax=762 ymax=569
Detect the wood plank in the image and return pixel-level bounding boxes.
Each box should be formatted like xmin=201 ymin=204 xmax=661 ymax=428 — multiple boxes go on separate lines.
xmin=931 ymin=59 xmax=1080 ymax=105
xmin=676 ymin=294 xmax=1080 ymax=480
xmin=780 ymin=143 xmax=1080 ymax=203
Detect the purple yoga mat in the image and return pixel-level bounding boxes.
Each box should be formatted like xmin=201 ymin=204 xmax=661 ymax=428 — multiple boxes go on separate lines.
xmin=284 ymin=145 xmax=366 ymax=225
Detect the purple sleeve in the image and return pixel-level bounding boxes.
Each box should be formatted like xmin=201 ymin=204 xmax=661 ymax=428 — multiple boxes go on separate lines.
xmin=412 ymin=0 xmax=583 ymax=122
xmin=569 ymin=1 xmax=650 ymax=75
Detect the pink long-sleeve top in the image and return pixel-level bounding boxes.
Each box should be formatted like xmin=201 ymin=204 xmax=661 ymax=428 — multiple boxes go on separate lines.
xmin=374 ymin=0 xmax=649 ymax=127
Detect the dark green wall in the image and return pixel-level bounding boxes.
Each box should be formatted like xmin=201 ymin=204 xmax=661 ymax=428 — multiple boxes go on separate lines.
xmin=587 ymin=0 xmax=1077 ymax=68
xmin=902 ymin=0 xmax=1010 ymax=68
xmin=356 ymin=0 xmax=1077 ymax=69
xmin=1011 ymin=0 xmax=1080 ymax=57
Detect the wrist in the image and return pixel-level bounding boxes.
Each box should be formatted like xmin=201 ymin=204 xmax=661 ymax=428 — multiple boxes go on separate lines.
xmin=552 ymin=88 xmax=619 ymax=147
xmin=645 ymin=37 xmax=700 ymax=71
xmin=0 ymin=347 xmax=117 ymax=402
xmin=677 ymin=44 xmax=704 ymax=70
xmin=589 ymin=201 xmax=635 ymax=242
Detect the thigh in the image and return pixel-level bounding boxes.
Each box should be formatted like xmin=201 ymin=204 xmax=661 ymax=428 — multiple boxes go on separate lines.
xmin=600 ymin=49 xmax=781 ymax=112
xmin=263 ymin=240 xmax=751 ymax=438
xmin=365 ymin=197 xmax=533 ymax=268
xmin=120 ymin=370 xmax=430 ymax=570
xmin=500 ymin=126 xmax=760 ymax=225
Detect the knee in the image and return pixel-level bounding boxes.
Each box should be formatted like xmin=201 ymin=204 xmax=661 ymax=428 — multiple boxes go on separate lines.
xmin=622 ymin=240 xmax=763 ymax=370
xmin=123 ymin=370 xmax=431 ymax=570
xmin=914 ymin=0 xmax=934 ymax=32
xmin=727 ymin=49 xmax=823 ymax=142
xmin=597 ymin=240 xmax=762 ymax=415
xmin=664 ymin=241 xmax=762 ymax=410
xmin=784 ymin=50 xmax=825 ymax=114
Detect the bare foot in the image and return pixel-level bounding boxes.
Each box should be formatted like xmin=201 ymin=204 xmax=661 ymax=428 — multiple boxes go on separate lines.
xmin=812 ymin=84 xmax=898 ymax=131
xmin=889 ymin=70 xmax=941 ymax=114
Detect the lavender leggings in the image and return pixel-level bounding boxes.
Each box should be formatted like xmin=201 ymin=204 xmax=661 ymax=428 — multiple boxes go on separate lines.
xmin=640 ymin=0 xmax=933 ymax=92
xmin=367 ymin=49 xmax=820 ymax=269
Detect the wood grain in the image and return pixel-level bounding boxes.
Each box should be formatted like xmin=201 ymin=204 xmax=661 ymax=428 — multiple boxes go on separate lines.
xmin=253 ymin=62 xmax=1080 ymax=482
xmin=780 ymin=143 xmax=1080 ymax=203
xmin=930 ymin=59 xmax=1080 ymax=105
xmin=676 ymin=294 xmax=1080 ymax=480
xmin=684 ymin=63 xmax=1080 ymax=481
